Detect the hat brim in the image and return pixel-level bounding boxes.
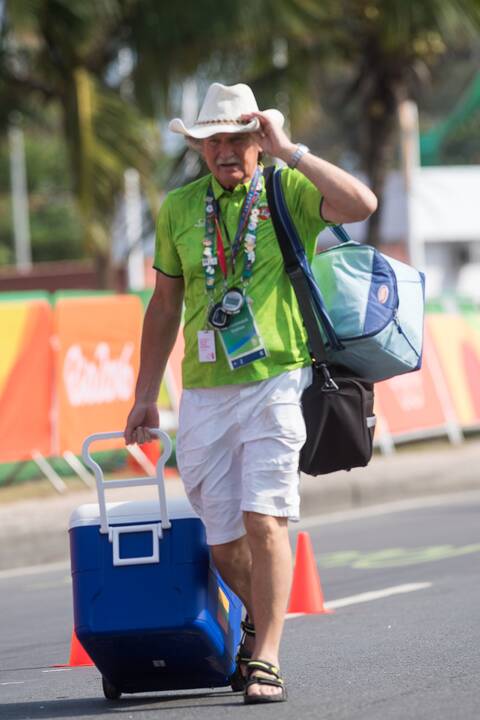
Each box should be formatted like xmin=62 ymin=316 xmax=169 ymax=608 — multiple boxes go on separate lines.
xmin=169 ymin=109 xmax=284 ymax=139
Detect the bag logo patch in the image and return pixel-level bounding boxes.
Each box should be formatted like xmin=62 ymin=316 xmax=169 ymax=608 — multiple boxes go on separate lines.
xmin=377 ymin=285 xmax=389 ymax=304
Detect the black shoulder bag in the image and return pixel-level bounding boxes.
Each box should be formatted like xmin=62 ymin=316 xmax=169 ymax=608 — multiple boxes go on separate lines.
xmin=265 ymin=166 xmax=376 ymax=476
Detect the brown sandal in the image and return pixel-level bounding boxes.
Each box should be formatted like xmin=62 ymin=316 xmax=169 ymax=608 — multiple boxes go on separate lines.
xmin=244 ymin=659 xmax=287 ymax=704
xmin=229 ymin=618 xmax=255 ymax=692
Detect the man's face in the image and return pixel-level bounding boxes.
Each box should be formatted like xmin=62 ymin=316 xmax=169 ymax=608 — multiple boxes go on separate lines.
xmin=202 ymin=132 xmax=261 ymax=189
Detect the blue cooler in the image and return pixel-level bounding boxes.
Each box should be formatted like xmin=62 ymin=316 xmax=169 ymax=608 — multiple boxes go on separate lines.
xmin=69 ymin=430 xmax=242 ymax=699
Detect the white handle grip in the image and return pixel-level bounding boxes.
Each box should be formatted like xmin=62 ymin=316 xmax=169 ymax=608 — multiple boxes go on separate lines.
xmin=109 ymin=523 xmax=162 ymax=566
xmin=81 ymin=429 xmax=172 ymax=535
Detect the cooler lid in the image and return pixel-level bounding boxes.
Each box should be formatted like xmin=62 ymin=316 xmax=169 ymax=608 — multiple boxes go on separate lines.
xmin=69 ymin=497 xmax=198 ymax=530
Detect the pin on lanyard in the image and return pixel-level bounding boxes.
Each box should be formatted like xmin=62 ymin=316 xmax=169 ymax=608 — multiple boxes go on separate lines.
xmin=229 ymin=166 xmax=262 ymax=272
xmin=203 ymin=166 xmax=263 ymax=295
xmin=211 ymin=166 xmax=262 ymax=272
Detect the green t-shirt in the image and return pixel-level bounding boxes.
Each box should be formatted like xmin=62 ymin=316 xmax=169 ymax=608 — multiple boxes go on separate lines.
xmin=154 ymin=166 xmax=328 ymax=388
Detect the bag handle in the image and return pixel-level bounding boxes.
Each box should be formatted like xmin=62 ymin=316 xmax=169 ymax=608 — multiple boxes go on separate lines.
xmin=265 ymin=166 xmax=343 ymax=355
xmin=329 ymin=224 xmax=353 ymax=244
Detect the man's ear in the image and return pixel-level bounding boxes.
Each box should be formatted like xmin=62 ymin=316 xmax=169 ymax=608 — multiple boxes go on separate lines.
xmin=253 ymin=138 xmax=263 ymax=155
xmin=187 ymin=138 xmax=204 ymax=156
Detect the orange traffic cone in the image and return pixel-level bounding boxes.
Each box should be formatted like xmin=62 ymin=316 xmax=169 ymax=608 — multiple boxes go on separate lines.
xmin=287 ymin=531 xmax=333 ymax=615
xmin=51 ymin=630 xmax=94 ymax=668
xmin=67 ymin=630 xmax=94 ymax=666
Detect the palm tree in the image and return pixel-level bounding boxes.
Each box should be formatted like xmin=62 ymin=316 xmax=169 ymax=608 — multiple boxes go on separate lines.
xmin=186 ymin=0 xmax=480 ymax=247
xmin=1 ymin=0 xmax=261 ymax=281
xmin=242 ymin=0 xmax=480 ymax=247
xmin=4 ymin=0 xmax=480 ymax=265
xmin=1 ymin=0 xmax=157 ymax=285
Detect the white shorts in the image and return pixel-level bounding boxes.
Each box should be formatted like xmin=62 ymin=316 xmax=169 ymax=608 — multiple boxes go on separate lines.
xmin=176 ymin=366 xmax=312 ymax=545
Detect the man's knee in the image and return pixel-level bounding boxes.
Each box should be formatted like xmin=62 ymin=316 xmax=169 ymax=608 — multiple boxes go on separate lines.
xmin=243 ymin=511 xmax=288 ymax=546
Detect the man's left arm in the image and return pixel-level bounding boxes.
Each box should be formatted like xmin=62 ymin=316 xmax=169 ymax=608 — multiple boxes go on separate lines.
xmin=243 ymin=111 xmax=378 ymax=225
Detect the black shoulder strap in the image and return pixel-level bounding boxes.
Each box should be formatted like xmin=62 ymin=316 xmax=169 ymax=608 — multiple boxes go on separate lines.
xmin=265 ymin=166 xmax=328 ymax=367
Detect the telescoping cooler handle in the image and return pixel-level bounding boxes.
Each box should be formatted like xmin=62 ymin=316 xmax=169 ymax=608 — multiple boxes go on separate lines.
xmin=81 ymin=429 xmax=172 ymax=539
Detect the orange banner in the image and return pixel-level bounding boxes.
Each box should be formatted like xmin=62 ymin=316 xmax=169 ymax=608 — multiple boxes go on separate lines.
xmin=374 ymin=325 xmax=459 ymax=438
xmin=427 ymin=312 xmax=480 ymax=427
xmin=0 ymin=300 xmax=53 ymax=462
xmin=3 ymin=298 xmax=480 ymax=464
xmin=53 ymin=295 xmax=143 ymax=454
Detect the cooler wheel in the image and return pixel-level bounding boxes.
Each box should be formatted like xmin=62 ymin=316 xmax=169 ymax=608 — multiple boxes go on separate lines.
xmin=102 ymin=676 xmax=122 ymax=700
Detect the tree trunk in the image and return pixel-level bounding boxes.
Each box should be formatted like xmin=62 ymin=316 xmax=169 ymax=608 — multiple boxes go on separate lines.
xmin=94 ymin=249 xmax=118 ymax=290
xmin=358 ymin=28 xmax=411 ymax=248
xmin=364 ymin=79 xmax=398 ymax=248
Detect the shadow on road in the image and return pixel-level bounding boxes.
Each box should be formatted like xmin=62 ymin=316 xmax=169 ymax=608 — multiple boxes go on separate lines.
xmin=0 ymin=690 xmax=242 ymax=718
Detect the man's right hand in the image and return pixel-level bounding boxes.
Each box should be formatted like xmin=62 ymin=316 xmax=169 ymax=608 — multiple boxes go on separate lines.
xmin=123 ymin=402 xmax=160 ymax=446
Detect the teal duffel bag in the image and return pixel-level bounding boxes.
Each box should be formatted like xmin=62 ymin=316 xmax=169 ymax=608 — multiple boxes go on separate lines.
xmin=267 ymin=168 xmax=425 ymax=384
xmin=310 ymin=228 xmax=425 ymax=382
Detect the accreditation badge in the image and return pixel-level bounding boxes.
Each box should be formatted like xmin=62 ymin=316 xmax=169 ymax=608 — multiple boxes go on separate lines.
xmin=217 ymin=300 xmax=267 ymax=370
xmin=197 ymin=330 xmax=216 ymax=362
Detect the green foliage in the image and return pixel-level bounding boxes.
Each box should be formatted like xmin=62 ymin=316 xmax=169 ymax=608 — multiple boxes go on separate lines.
xmin=0 ymin=123 xmax=83 ymax=264
xmin=0 ymin=197 xmax=13 ymax=264
xmin=260 ymin=0 xmax=480 ymax=245
xmin=24 ymin=128 xmax=72 ymax=193
xmin=440 ymin=111 xmax=480 ymax=164
xmin=1 ymin=0 xmax=160 ymax=279
xmin=0 ymin=192 xmax=83 ymax=265
xmin=29 ymin=200 xmax=83 ymax=262
xmin=1 ymin=0 xmax=480 ymax=265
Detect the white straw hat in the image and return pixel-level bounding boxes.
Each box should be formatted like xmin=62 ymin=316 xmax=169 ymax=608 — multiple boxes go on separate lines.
xmin=169 ymin=82 xmax=284 ymax=139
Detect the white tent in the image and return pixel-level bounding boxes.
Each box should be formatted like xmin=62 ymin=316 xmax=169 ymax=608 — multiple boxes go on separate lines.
xmin=339 ymin=165 xmax=480 ymax=300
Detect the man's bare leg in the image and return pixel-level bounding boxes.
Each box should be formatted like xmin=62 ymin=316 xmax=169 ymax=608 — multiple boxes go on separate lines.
xmin=243 ymin=512 xmax=292 ymax=699
xmin=210 ymin=537 xmax=256 ymax=664
xmin=210 ymin=536 xmax=253 ymax=616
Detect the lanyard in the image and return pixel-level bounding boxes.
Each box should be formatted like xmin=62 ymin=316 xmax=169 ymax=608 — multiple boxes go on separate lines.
xmin=214 ymin=165 xmax=262 ymax=273
xmin=215 ymin=217 xmax=228 ymax=278
xmin=203 ymin=166 xmax=263 ymax=295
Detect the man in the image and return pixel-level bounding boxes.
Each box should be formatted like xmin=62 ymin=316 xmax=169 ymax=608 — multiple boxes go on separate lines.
xmin=124 ymin=82 xmax=376 ymax=703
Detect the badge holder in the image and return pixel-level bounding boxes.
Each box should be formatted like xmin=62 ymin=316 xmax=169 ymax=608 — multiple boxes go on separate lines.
xmin=217 ymin=299 xmax=267 ymax=370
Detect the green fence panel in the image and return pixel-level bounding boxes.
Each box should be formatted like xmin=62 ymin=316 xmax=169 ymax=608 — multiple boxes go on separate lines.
xmin=0 ymin=290 xmax=51 ymax=303
xmin=0 ymin=450 xmax=129 ymax=488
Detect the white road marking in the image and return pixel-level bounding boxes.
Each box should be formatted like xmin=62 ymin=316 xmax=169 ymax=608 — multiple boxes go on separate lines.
xmin=0 ymin=560 xmax=69 ymax=581
xmin=325 ymin=581 xmax=432 ymax=608
xmin=296 ymin=489 xmax=480 ymax=530
xmin=286 ymin=582 xmax=432 ymax=618
xmin=41 ymin=668 xmax=71 ymax=673
xmin=1 ymin=681 xmax=25 ymax=685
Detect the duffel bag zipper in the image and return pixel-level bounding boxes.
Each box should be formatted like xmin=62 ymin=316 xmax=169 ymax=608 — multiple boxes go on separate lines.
xmin=392 ymin=311 xmax=421 ymax=358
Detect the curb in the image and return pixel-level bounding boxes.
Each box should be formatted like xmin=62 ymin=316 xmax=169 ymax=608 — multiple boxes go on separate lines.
xmin=1 ymin=440 xmax=479 ymax=571
xmin=299 ymin=438 xmax=480 ymax=515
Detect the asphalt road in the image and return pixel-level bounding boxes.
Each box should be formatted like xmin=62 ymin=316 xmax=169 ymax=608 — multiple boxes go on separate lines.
xmin=1 ymin=491 xmax=479 ymax=720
